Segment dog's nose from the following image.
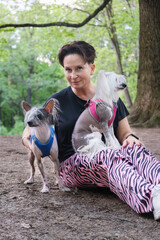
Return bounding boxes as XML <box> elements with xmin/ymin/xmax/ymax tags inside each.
<box><xmin>121</xmin><ymin>83</ymin><xmax>127</xmax><ymax>88</ymax></box>
<box><xmin>28</xmin><ymin>121</ymin><xmax>33</xmax><ymax>127</ymax></box>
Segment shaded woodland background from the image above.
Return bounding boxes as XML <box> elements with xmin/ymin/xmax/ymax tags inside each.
<box><xmin>0</xmin><ymin>0</ymin><xmax>160</xmax><ymax>135</ymax></box>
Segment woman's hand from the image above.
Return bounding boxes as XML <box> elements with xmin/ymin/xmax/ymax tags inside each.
<box><xmin>122</xmin><ymin>135</ymin><xmax>143</xmax><ymax>148</ymax></box>
<box><xmin>116</xmin><ymin>117</ymin><xmax>144</xmax><ymax>148</ymax></box>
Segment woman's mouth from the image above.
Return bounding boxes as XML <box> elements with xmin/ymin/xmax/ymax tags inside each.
<box><xmin>72</xmin><ymin>81</ymin><xmax>81</xmax><ymax>85</ymax></box>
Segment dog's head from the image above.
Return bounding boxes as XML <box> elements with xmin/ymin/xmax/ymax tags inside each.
<box><xmin>96</xmin><ymin>70</ymin><xmax>127</xmax><ymax>103</ymax></box>
<box><xmin>21</xmin><ymin>98</ymin><xmax>59</xmax><ymax>127</ymax></box>
<box><xmin>104</xmin><ymin>71</ymin><xmax>127</xmax><ymax>91</ymax></box>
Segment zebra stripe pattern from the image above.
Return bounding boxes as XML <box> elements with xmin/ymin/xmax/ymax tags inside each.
<box><xmin>59</xmin><ymin>144</ymin><xmax>160</xmax><ymax>214</ymax></box>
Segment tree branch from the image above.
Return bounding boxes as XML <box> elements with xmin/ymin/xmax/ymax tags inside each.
<box><xmin>0</xmin><ymin>0</ymin><xmax>111</xmax><ymax>29</ymax></box>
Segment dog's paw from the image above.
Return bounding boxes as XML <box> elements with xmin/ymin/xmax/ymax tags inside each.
<box><xmin>59</xmin><ymin>185</ymin><xmax>72</xmax><ymax>192</ymax></box>
<box><xmin>54</xmin><ymin>178</ymin><xmax>59</xmax><ymax>186</ymax></box>
<box><xmin>41</xmin><ymin>185</ymin><xmax>50</xmax><ymax>193</ymax></box>
<box><xmin>58</xmin><ymin>178</ymin><xmax>72</xmax><ymax>192</ymax></box>
<box><xmin>24</xmin><ymin>178</ymin><xmax>34</xmax><ymax>184</ymax></box>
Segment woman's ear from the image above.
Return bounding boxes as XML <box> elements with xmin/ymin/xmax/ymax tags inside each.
<box><xmin>90</xmin><ymin>64</ymin><xmax>95</xmax><ymax>75</ymax></box>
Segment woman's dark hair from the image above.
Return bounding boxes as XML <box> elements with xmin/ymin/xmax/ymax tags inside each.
<box><xmin>58</xmin><ymin>41</ymin><xmax>96</xmax><ymax>66</ymax></box>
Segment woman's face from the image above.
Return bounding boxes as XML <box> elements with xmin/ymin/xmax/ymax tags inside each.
<box><xmin>63</xmin><ymin>54</ymin><xmax>95</xmax><ymax>90</ymax></box>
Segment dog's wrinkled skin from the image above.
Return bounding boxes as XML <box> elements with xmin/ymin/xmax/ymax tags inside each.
<box><xmin>21</xmin><ymin>98</ymin><xmax>69</xmax><ymax>193</ymax></box>
<box><xmin>72</xmin><ymin>70</ymin><xmax>127</xmax><ymax>159</ymax></box>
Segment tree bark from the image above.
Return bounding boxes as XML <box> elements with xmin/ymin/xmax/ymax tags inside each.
<box><xmin>129</xmin><ymin>0</ymin><xmax>160</xmax><ymax>127</ymax></box>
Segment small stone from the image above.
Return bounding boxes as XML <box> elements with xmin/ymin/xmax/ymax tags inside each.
<box><xmin>21</xmin><ymin>223</ymin><xmax>32</xmax><ymax>229</ymax></box>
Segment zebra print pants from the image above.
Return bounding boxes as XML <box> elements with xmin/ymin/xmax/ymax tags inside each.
<box><xmin>59</xmin><ymin>144</ymin><xmax>160</xmax><ymax>213</ymax></box>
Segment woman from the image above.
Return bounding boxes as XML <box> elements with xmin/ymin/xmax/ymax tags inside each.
<box><xmin>23</xmin><ymin>41</ymin><xmax>160</xmax><ymax>220</ymax></box>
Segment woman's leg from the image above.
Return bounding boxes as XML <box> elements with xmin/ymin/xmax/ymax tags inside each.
<box><xmin>120</xmin><ymin>144</ymin><xmax>160</xmax><ymax>185</ymax></box>
<box><xmin>59</xmin><ymin>152</ymin><xmax>110</xmax><ymax>188</ymax></box>
<box><xmin>59</xmin><ymin>150</ymin><xmax>154</xmax><ymax>213</ymax></box>
<box><xmin>107</xmin><ymin>152</ymin><xmax>153</xmax><ymax>213</ymax></box>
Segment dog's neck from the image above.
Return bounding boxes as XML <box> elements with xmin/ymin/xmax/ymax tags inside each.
<box><xmin>93</xmin><ymin>87</ymin><xmax>119</xmax><ymax>106</ymax></box>
<box><xmin>92</xmin><ymin>93</ymin><xmax>117</xmax><ymax>106</ymax></box>
<box><xmin>31</xmin><ymin>124</ymin><xmax>51</xmax><ymax>144</ymax></box>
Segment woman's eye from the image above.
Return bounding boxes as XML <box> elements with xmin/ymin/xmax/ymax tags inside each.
<box><xmin>77</xmin><ymin>66</ymin><xmax>82</xmax><ymax>70</ymax></box>
<box><xmin>65</xmin><ymin>68</ymin><xmax>71</xmax><ymax>72</ymax></box>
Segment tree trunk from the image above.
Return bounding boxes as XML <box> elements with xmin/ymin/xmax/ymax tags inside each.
<box><xmin>105</xmin><ymin>3</ymin><xmax>132</xmax><ymax>108</ymax></box>
<box><xmin>129</xmin><ymin>0</ymin><xmax>160</xmax><ymax>127</ymax></box>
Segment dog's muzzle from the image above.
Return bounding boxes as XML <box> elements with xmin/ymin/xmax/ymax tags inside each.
<box><xmin>27</xmin><ymin>121</ymin><xmax>39</xmax><ymax>127</ymax></box>
<box><xmin>118</xmin><ymin>83</ymin><xmax>127</xmax><ymax>89</ymax></box>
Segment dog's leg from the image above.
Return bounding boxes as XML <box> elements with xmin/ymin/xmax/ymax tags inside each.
<box><xmin>36</xmin><ymin>158</ymin><xmax>49</xmax><ymax>193</ymax></box>
<box><xmin>58</xmin><ymin>178</ymin><xmax>72</xmax><ymax>192</ymax></box>
<box><xmin>50</xmin><ymin>141</ymin><xmax>60</xmax><ymax>186</ymax></box>
<box><xmin>101</xmin><ymin>122</ymin><xmax>112</xmax><ymax>147</ymax></box>
<box><xmin>109</xmin><ymin>126</ymin><xmax>121</xmax><ymax>149</ymax></box>
<box><xmin>53</xmin><ymin>161</ymin><xmax>59</xmax><ymax>185</ymax></box>
<box><xmin>50</xmin><ymin>154</ymin><xmax>71</xmax><ymax>192</ymax></box>
<box><xmin>101</xmin><ymin>123</ymin><xmax>121</xmax><ymax>149</ymax></box>
<box><xmin>96</xmin><ymin>103</ymin><xmax>117</xmax><ymax>148</ymax></box>
<box><xmin>24</xmin><ymin>151</ymin><xmax>35</xmax><ymax>184</ymax></box>
<box><xmin>49</xmin><ymin>154</ymin><xmax>59</xmax><ymax>186</ymax></box>
<box><xmin>50</xmin><ymin>140</ymin><xmax>71</xmax><ymax>192</ymax></box>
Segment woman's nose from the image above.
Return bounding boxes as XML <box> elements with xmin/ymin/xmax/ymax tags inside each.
<box><xmin>70</xmin><ymin>71</ymin><xmax>78</xmax><ymax>79</ymax></box>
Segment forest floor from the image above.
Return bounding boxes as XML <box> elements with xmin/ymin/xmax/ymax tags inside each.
<box><xmin>0</xmin><ymin>128</ymin><xmax>160</xmax><ymax>240</ymax></box>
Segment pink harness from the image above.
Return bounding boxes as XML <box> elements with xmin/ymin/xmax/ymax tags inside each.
<box><xmin>88</xmin><ymin>99</ymin><xmax>117</xmax><ymax>126</ymax></box>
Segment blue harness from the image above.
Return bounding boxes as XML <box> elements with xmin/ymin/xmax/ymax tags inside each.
<box><xmin>30</xmin><ymin>126</ymin><xmax>56</xmax><ymax>158</ymax></box>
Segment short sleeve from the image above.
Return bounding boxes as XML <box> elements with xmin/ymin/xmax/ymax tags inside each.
<box><xmin>113</xmin><ymin>98</ymin><xmax>129</xmax><ymax>130</ymax></box>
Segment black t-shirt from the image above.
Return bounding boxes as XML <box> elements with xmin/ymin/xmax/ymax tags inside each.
<box><xmin>47</xmin><ymin>86</ymin><xmax>129</xmax><ymax>163</ymax></box>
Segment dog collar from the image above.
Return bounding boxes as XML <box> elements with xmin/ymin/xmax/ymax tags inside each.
<box><xmin>88</xmin><ymin>99</ymin><xmax>117</xmax><ymax>126</ymax></box>
<box><xmin>30</xmin><ymin>126</ymin><xmax>56</xmax><ymax>158</ymax></box>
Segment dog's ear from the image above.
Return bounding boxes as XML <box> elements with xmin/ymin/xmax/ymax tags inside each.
<box><xmin>44</xmin><ymin>99</ymin><xmax>54</xmax><ymax>114</ymax></box>
<box><xmin>21</xmin><ymin>101</ymin><xmax>31</xmax><ymax>112</ymax></box>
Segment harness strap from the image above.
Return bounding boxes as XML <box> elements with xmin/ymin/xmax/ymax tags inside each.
<box><xmin>88</xmin><ymin>99</ymin><xmax>117</xmax><ymax>126</ymax></box>
<box><xmin>108</xmin><ymin>104</ymin><xmax>117</xmax><ymax>127</ymax></box>
<box><xmin>88</xmin><ymin>99</ymin><xmax>103</xmax><ymax>122</ymax></box>
<box><xmin>30</xmin><ymin>126</ymin><xmax>56</xmax><ymax>158</ymax></box>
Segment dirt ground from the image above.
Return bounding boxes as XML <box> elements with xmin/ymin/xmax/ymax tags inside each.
<box><xmin>0</xmin><ymin>128</ymin><xmax>160</xmax><ymax>240</ymax></box>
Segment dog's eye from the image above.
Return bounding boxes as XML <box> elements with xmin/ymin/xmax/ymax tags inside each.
<box><xmin>37</xmin><ymin>114</ymin><xmax>43</xmax><ymax>120</ymax></box>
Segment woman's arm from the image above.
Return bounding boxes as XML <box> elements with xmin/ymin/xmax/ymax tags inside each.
<box><xmin>116</xmin><ymin>117</ymin><xmax>143</xmax><ymax>147</ymax></box>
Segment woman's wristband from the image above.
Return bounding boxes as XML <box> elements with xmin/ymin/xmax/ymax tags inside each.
<box><xmin>126</xmin><ymin>133</ymin><xmax>139</xmax><ymax>140</ymax></box>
